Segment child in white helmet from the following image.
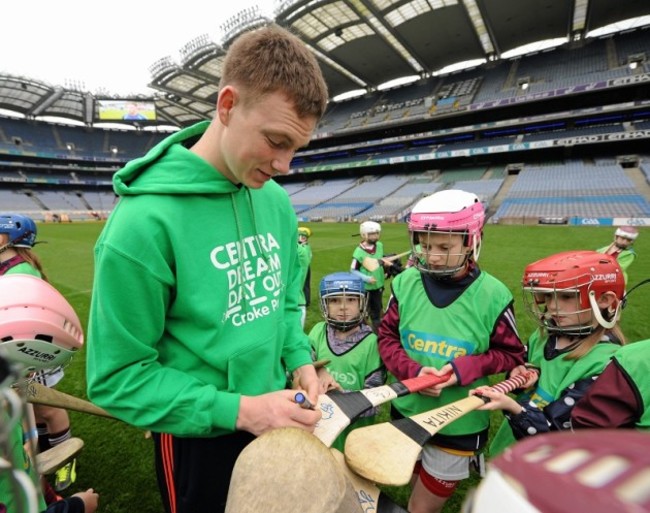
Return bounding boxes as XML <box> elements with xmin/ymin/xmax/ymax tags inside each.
<box><xmin>0</xmin><ymin>213</ymin><xmax>78</xmax><ymax>493</ymax></box>
<box><xmin>0</xmin><ymin>274</ymin><xmax>99</xmax><ymax>513</ymax></box>
<box><xmin>350</xmin><ymin>221</ymin><xmax>385</xmax><ymax>333</ymax></box>
<box><xmin>596</xmin><ymin>225</ymin><xmax>639</xmax><ymax>285</ymax></box>
<box><xmin>378</xmin><ymin>190</ymin><xmax>524</xmax><ymax>513</ymax></box>
<box><xmin>308</xmin><ymin>272</ymin><xmax>385</xmax><ymax>451</ymax></box>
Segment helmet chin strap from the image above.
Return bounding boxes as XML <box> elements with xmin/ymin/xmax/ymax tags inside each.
<box><xmin>589</xmin><ymin>291</ymin><xmax>619</xmax><ymax>330</ymax></box>
<box><xmin>472</xmin><ymin>237</ymin><xmax>481</xmax><ymax>263</ymax></box>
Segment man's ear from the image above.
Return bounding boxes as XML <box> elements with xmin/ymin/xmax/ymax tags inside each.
<box><xmin>217</xmin><ymin>86</ymin><xmax>238</xmax><ymax>126</ymax></box>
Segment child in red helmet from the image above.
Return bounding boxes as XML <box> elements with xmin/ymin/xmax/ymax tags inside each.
<box><xmin>471</xmin><ymin>250</ymin><xmax>626</xmax><ymax>456</ymax></box>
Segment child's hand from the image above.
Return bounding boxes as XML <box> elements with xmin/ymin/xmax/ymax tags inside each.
<box><xmin>470</xmin><ymin>386</ymin><xmax>522</xmax><ymax>414</ymax></box>
<box><xmin>418</xmin><ymin>365</ymin><xmax>456</xmax><ymax>397</ymax></box>
<box><xmin>316</xmin><ymin>367</ymin><xmax>342</xmax><ymax>393</ymax></box>
<box><xmin>510</xmin><ymin>365</ymin><xmax>539</xmax><ymax>388</ymax></box>
<box><xmin>72</xmin><ymin>488</ymin><xmax>99</xmax><ymax>513</ymax></box>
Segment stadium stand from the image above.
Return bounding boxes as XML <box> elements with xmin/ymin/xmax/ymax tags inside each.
<box><xmin>1</xmin><ymin>9</ymin><xmax>650</xmax><ymax>227</ymax></box>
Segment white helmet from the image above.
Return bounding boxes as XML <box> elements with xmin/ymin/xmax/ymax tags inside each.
<box><xmin>615</xmin><ymin>225</ymin><xmax>638</xmax><ymax>242</ymax></box>
<box><xmin>408</xmin><ymin>189</ymin><xmax>485</xmax><ymax>278</ymax></box>
<box><xmin>360</xmin><ymin>221</ymin><xmax>381</xmax><ymax>241</ymax></box>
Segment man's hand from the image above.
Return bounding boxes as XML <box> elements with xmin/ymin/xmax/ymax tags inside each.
<box><xmin>236</xmin><ymin>389</ymin><xmax>322</xmax><ymax>437</ymax></box>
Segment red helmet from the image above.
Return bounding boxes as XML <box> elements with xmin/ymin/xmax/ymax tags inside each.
<box><xmin>522</xmin><ymin>251</ymin><xmax>624</xmax><ymax>336</ymax></box>
<box><xmin>0</xmin><ymin>274</ymin><xmax>83</xmax><ymax>375</ymax></box>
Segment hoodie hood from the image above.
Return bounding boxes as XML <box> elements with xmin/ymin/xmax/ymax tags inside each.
<box><xmin>113</xmin><ymin>121</ymin><xmax>238</xmax><ymax>197</ymax></box>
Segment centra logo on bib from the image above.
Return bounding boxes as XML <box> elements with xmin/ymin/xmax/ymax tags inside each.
<box><xmin>402</xmin><ymin>329</ymin><xmax>474</xmax><ymax>359</ymax></box>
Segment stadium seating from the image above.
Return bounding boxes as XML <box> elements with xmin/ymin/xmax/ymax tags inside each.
<box><xmin>1</xmin><ymin>27</ymin><xmax>650</xmax><ymax>224</ymax></box>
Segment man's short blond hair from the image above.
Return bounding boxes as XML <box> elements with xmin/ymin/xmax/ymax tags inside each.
<box><xmin>220</xmin><ymin>24</ymin><xmax>328</xmax><ymax>119</ymax></box>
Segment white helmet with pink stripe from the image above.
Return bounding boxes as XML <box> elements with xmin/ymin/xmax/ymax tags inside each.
<box><xmin>0</xmin><ymin>274</ymin><xmax>83</xmax><ymax>375</ymax></box>
<box><xmin>408</xmin><ymin>189</ymin><xmax>485</xmax><ymax>277</ymax></box>
<box><xmin>615</xmin><ymin>225</ymin><xmax>639</xmax><ymax>241</ymax></box>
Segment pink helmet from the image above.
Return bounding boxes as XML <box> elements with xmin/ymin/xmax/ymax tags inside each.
<box><xmin>408</xmin><ymin>190</ymin><xmax>485</xmax><ymax>276</ymax></box>
<box><xmin>0</xmin><ymin>274</ymin><xmax>83</xmax><ymax>374</ymax></box>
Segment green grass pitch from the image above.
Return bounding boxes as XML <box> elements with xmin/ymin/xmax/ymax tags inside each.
<box><xmin>33</xmin><ymin>221</ymin><xmax>649</xmax><ymax>512</ymax></box>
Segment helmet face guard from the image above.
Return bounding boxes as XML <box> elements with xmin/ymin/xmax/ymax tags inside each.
<box><xmin>410</xmin><ymin>231</ymin><xmax>474</xmax><ymax>278</ymax></box>
<box><xmin>0</xmin><ymin>213</ymin><xmax>37</xmax><ymax>250</ymax></box>
<box><xmin>319</xmin><ymin>272</ymin><xmax>367</xmax><ymax>331</ymax></box>
<box><xmin>522</xmin><ymin>251</ymin><xmax>624</xmax><ymax>336</ymax></box>
<box><xmin>0</xmin><ymin>274</ymin><xmax>84</xmax><ymax>376</ymax></box>
<box><xmin>408</xmin><ymin>190</ymin><xmax>484</xmax><ymax>278</ymax></box>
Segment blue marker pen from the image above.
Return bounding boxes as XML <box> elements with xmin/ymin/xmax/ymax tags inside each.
<box><xmin>294</xmin><ymin>391</ymin><xmax>315</xmax><ymax>410</ymax></box>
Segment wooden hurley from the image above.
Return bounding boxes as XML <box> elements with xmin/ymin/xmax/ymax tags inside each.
<box><xmin>226</xmin><ymin>427</ymin><xmax>362</xmax><ymax>513</ymax></box>
<box><xmin>313</xmin><ymin>372</ymin><xmax>452</xmax><ymax>447</ymax></box>
<box><xmin>37</xmin><ymin>437</ymin><xmax>84</xmax><ymax>475</ymax></box>
<box><xmin>362</xmin><ymin>250</ymin><xmax>411</xmax><ymax>272</ymax></box>
<box><xmin>330</xmin><ymin>449</ymin><xmax>408</xmax><ymax>513</ymax></box>
<box><xmin>344</xmin><ymin>373</ymin><xmax>532</xmax><ymax>486</ymax></box>
<box><xmin>25</xmin><ymin>382</ymin><xmax>114</xmax><ymax>419</ymax></box>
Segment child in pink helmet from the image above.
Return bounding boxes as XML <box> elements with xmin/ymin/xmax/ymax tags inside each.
<box><xmin>378</xmin><ymin>189</ymin><xmax>525</xmax><ymax>513</ymax></box>
<box><xmin>0</xmin><ymin>213</ymin><xmax>79</xmax><ymax>493</ymax></box>
<box><xmin>0</xmin><ymin>274</ymin><xmax>99</xmax><ymax>513</ymax></box>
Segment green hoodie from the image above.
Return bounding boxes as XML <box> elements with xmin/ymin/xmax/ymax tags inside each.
<box><xmin>86</xmin><ymin>121</ymin><xmax>312</xmax><ymax>437</ymax></box>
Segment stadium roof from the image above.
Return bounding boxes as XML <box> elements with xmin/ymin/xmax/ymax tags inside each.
<box><xmin>0</xmin><ymin>0</ymin><xmax>648</xmax><ymax>129</ymax></box>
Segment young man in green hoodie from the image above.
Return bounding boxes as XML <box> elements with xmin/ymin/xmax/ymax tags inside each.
<box><xmin>86</xmin><ymin>25</ymin><xmax>329</xmax><ymax>513</ymax></box>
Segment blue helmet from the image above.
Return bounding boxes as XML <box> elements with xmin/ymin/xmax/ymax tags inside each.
<box><xmin>319</xmin><ymin>272</ymin><xmax>367</xmax><ymax>331</ymax></box>
<box><xmin>0</xmin><ymin>213</ymin><xmax>37</xmax><ymax>248</ymax></box>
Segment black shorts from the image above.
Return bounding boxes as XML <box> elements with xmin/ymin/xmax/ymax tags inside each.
<box><xmin>153</xmin><ymin>430</ymin><xmax>255</xmax><ymax>513</ymax></box>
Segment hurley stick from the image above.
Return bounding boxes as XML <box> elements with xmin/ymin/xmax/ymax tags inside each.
<box><xmin>331</xmin><ymin>449</ymin><xmax>408</xmax><ymax>513</ymax></box>
<box><xmin>344</xmin><ymin>373</ymin><xmax>532</xmax><ymax>486</ymax></box>
<box><xmin>226</xmin><ymin>427</ymin><xmax>362</xmax><ymax>513</ymax></box>
<box><xmin>314</xmin><ymin>371</ymin><xmax>452</xmax><ymax>447</ymax></box>
<box><xmin>24</xmin><ymin>382</ymin><xmax>114</xmax><ymax>419</ymax></box>
<box><xmin>362</xmin><ymin>250</ymin><xmax>411</xmax><ymax>272</ymax></box>
<box><xmin>37</xmin><ymin>437</ymin><xmax>84</xmax><ymax>475</ymax></box>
